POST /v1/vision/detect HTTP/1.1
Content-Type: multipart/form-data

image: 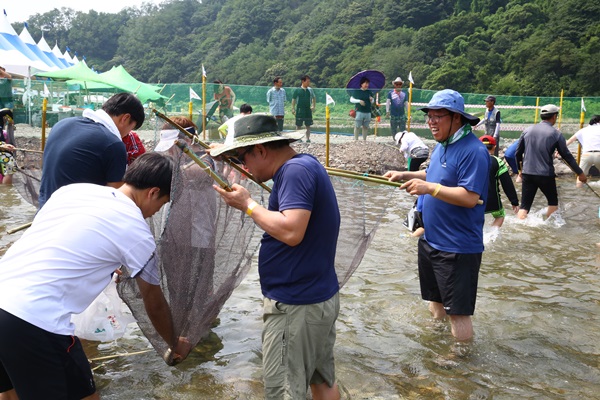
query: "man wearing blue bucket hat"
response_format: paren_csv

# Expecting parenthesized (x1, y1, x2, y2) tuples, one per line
(385, 89, 490, 341)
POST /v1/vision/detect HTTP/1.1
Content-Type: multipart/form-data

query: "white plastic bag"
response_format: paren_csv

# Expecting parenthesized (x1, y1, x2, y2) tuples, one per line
(71, 275, 136, 341)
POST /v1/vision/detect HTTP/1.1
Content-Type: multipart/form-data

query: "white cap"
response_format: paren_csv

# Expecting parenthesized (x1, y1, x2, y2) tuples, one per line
(154, 129, 179, 152)
(540, 104, 560, 116)
(393, 77, 403, 83)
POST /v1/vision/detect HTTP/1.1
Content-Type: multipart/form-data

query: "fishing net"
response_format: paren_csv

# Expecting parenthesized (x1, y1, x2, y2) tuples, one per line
(11, 150, 42, 208)
(116, 115, 396, 364)
(7, 111, 395, 365)
(116, 122, 266, 363)
(330, 175, 395, 287)
(2, 116, 42, 208)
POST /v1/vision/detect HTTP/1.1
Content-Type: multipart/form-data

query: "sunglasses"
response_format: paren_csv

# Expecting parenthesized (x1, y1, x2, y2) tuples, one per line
(233, 146, 254, 166)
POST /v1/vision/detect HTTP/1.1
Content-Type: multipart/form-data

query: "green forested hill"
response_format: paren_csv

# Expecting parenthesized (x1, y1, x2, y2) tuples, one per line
(18, 0, 600, 96)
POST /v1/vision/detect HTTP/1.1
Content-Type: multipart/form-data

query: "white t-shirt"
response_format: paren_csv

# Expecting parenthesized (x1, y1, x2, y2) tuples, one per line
(396, 131, 428, 159)
(0, 183, 160, 335)
(574, 124, 600, 153)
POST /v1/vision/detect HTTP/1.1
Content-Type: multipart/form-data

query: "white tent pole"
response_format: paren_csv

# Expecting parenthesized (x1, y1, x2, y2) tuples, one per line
(27, 66, 32, 125)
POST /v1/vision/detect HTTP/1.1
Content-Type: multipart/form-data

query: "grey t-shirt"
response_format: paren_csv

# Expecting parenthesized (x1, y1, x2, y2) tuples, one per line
(515, 121, 582, 176)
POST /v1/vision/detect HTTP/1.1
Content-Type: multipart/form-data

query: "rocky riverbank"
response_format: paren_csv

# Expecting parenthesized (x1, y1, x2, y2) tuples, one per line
(11, 123, 576, 176)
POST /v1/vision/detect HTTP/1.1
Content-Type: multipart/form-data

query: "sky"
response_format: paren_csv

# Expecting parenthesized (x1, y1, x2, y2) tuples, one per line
(3, 0, 164, 23)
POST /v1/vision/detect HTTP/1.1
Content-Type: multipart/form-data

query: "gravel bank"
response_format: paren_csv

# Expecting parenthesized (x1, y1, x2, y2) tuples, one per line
(11, 123, 575, 175)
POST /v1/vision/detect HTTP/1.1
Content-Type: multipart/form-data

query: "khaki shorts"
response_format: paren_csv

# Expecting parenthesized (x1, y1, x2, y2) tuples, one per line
(262, 293, 339, 399)
(580, 152, 600, 175)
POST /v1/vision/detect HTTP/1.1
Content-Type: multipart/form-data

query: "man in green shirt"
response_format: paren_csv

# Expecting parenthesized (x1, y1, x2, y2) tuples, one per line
(291, 75, 316, 143)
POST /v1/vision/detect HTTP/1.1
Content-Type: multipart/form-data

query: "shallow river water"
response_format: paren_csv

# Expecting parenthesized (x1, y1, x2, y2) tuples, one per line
(1, 175, 599, 399)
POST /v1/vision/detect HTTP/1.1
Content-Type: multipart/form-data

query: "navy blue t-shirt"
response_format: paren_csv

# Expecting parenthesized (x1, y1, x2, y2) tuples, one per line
(259, 154, 340, 305)
(38, 117, 127, 209)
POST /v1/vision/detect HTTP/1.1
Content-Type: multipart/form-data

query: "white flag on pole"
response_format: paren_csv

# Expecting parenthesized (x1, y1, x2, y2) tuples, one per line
(581, 97, 586, 112)
(190, 87, 201, 101)
(43, 83, 50, 97)
(202, 64, 207, 78)
(408, 71, 414, 85)
(326, 93, 335, 107)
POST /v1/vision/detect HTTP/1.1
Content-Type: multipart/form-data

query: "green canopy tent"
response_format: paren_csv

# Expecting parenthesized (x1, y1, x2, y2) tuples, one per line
(35, 62, 166, 103)
(96, 66, 165, 103)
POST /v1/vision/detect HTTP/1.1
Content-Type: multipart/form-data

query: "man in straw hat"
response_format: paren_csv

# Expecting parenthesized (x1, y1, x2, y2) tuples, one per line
(386, 76, 408, 137)
(384, 89, 490, 341)
(515, 104, 586, 219)
(211, 114, 341, 399)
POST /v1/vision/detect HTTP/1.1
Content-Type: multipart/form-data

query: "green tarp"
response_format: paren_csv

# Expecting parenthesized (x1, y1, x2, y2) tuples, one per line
(35, 62, 166, 103)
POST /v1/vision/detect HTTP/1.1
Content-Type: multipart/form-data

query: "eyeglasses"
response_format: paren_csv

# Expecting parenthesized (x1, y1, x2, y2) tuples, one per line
(394, 83, 403, 86)
(234, 146, 254, 166)
(426, 113, 451, 123)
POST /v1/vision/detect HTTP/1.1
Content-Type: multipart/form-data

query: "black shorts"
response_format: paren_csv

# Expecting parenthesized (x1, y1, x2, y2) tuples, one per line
(0, 309, 96, 399)
(417, 238, 482, 315)
(295, 117, 313, 127)
(520, 174, 558, 211)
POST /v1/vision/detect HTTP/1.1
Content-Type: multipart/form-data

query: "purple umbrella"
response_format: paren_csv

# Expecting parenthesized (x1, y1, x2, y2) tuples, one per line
(346, 70, 386, 93)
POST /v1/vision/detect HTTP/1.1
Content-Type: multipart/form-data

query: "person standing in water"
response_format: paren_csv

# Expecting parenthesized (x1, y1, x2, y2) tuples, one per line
(385, 89, 489, 341)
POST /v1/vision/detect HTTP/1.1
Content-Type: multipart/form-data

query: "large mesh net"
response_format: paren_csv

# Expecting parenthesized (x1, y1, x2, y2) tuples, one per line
(7, 111, 396, 365)
(117, 143, 265, 362)
(113, 115, 396, 364)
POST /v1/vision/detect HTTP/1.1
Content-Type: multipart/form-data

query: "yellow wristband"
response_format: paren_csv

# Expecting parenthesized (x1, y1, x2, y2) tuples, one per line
(246, 201, 258, 216)
(432, 183, 442, 198)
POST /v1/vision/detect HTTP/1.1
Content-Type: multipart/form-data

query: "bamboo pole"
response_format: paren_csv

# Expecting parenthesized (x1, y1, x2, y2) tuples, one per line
(202, 66, 207, 141)
(577, 97, 585, 164)
(374, 92, 379, 137)
(326, 169, 404, 187)
(41, 98, 47, 151)
(153, 109, 271, 192)
(15, 148, 44, 154)
(89, 349, 152, 362)
(325, 167, 388, 181)
(558, 89, 564, 129)
(407, 76, 413, 131)
(7, 222, 32, 234)
(325, 101, 330, 167)
(175, 140, 232, 191)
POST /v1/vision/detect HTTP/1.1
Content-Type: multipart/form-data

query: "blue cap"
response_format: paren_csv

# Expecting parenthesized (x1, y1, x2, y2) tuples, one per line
(420, 89, 480, 126)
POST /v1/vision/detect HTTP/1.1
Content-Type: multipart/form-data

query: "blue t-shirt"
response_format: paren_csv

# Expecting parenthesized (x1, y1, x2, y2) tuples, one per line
(387, 89, 406, 117)
(259, 154, 340, 305)
(422, 132, 490, 253)
(38, 117, 127, 209)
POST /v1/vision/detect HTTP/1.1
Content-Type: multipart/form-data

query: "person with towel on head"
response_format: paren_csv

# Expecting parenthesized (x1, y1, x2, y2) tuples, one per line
(38, 93, 145, 209)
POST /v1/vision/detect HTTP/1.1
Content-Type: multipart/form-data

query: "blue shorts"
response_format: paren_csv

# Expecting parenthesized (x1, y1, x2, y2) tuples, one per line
(0, 309, 96, 398)
(417, 238, 482, 315)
